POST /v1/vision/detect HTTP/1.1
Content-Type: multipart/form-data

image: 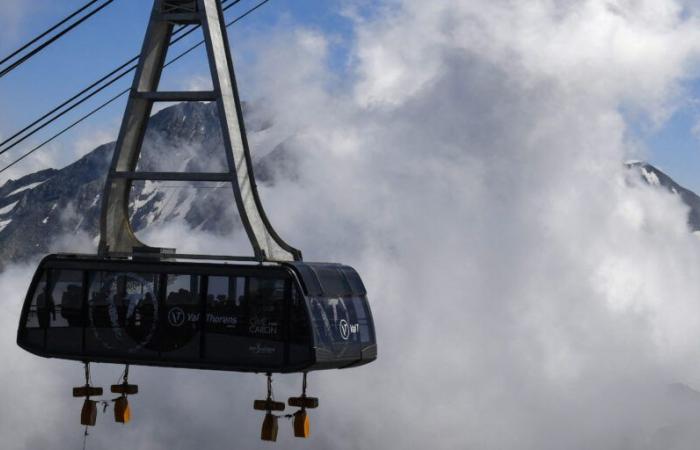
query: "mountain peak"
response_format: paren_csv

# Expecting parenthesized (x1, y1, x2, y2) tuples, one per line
(0, 101, 291, 267)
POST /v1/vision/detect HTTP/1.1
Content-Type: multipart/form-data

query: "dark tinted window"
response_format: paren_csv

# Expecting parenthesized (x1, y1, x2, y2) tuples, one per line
(204, 274, 287, 368)
(351, 296, 374, 344)
(20, 271, 48, 351)
(25, 272, 47, 329)
(247, 277, 285, 341)
(204, 275, 284, 367)
(308, 294, 373, 353)
(85, 272, 160, 358)
(340, 267, 367, 296)
(289, 285, 310, 345)
(160, 274, 202, 359)
(45, 270, 84, 354)
(288, 284, 312, 366)
(204, 276, 246, 362)
(309, 296, 359, 344)
(207, 276, 245, 332)
(316, 267, 352, 297)
(49, 270, 84, 328)
(292, 264, 322, 296)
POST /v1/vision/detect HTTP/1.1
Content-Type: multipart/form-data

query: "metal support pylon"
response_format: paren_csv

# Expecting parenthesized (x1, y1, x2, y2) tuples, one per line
(98, 0, 302, 261)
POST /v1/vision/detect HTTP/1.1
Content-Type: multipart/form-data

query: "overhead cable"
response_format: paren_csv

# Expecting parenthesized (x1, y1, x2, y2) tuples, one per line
(0, 0, 241, 154)
(0, 0, 117, 80)
(0, 0, 273, 175)
(0, 0, 102, 67)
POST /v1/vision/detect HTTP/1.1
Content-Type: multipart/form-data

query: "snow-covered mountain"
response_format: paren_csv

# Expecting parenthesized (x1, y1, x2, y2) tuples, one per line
(1, 101, 698, 271)
(626, 161, 700, 231)
(0, 101, 293, 270)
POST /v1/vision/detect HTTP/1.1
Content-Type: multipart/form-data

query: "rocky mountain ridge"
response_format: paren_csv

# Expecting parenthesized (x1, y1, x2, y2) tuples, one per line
(0, 101, 290, 269)
(0, 101, 698, 270)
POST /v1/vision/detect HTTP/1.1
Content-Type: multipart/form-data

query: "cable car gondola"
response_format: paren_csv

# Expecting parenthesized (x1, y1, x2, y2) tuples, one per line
(17, 254, 377, 372)
(15, 0, 377, 440)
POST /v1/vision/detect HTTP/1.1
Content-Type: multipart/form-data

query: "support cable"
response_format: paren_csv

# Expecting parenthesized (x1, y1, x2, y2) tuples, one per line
(0, 0, 242, 154)
(0, 0, 273, 175)
(0, 0, 117, 80)
(0, 0, 102, 67)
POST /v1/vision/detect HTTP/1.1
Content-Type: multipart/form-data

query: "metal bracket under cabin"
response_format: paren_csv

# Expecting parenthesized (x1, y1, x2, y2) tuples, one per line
(98, 0, 302, 262)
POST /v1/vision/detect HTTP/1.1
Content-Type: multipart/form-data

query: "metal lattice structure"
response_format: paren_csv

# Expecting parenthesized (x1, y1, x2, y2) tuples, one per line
(98, 0, 301, 261)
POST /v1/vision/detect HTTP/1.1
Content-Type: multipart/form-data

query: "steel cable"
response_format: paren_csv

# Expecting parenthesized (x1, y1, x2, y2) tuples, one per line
(0, 0, 117, 80)
(0, 0, 102, 67)
(0, 0, 241, 154)
(0, 0, 273, 175)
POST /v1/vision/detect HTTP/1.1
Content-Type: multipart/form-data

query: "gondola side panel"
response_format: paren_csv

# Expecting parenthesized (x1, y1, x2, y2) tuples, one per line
(17, 257, 51, 356)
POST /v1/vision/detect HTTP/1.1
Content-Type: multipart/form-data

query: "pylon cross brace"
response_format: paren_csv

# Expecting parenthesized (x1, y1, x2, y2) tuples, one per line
(98, 0, 302, 262)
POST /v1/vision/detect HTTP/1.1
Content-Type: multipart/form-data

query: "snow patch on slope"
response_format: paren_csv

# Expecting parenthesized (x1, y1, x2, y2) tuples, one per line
(7, 180, 45, 197)
(0, 201, 18, 215)
(0, 220, 11, 233)
(642, 168, 661, 186)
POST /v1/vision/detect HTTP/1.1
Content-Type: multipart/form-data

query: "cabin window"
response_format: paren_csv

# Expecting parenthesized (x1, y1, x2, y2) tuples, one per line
(351, 296, 374, 344)
(160, 274, 202, 359)
(247, 277, 285, 342)
(48, 270, 84, 328)
(85, 272, 160, 358)
(308, 297, 333, 349)
(316, 267, 352, 297)
(25, 272, 47, 329)
(341, 267, 366, 296)
(308, 294, 371, 348)
(204, 275, 286, 367)
(287, 283, 312, 365)
(45, 270, 84, 354)
(206, 276, 245, 335)
(21, 271, 48, 351)
(289, 284, 310, 344)
(204, 276, 249, 363)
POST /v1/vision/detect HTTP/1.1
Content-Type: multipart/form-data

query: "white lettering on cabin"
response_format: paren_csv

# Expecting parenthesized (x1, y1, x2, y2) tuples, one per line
(249, 343, 276, 355)
(338, 319, 359, 340)
(167, 308, 239, 328)
(207, 313, 237, 327)
(249, 317, 279, 336)
(168, 307, 186, 327)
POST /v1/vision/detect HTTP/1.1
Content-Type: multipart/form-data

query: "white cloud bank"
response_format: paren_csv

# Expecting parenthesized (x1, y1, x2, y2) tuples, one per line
(5, 0, 700, 449)
(0, 1, 42, 43)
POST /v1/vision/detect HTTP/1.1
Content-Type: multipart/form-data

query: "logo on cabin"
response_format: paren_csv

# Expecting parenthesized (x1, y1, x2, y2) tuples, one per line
(249, 343, 276, 355)
(339, 319, 359, 340)
(339, 320, 350, 339)
(249, 316, 279, 336)
(168, 307, 186, 327)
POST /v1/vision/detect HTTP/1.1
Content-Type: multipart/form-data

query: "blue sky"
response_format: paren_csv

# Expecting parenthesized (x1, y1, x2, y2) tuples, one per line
(6, 3, 700, 449)
(638, 78, 700, 191)
(0, 0, 359, 180)
(2, 0, 700, 192)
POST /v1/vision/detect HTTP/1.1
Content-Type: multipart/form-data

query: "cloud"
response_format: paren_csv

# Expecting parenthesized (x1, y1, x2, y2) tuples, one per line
(244, 2, 700, 448)
(7, 0, 700, 449)
(0, 1, 42, 43)
(0, 140, 62, 185)
(71, 128, 117, 162)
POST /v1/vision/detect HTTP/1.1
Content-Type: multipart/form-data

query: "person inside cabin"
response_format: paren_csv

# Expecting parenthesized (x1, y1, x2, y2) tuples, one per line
(61, 284, 83, 326)
(37, 289, 55, 329)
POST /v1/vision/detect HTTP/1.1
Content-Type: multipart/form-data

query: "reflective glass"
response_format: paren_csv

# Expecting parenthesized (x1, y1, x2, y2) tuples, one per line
(316, 267, 351, 297)
(20, 271, 48, 351)
(46, 270, 84, 354)
(25, 272, 47, 329)
(161, 274, 201, 358)
(49, 270, 84, 328)
(85, 272, 160, 358)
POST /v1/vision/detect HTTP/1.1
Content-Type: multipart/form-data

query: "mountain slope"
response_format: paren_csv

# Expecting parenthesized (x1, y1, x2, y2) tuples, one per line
(0, 101, 291, 269)
(627, 161, 700, 231)
(1, 101, 698, 270)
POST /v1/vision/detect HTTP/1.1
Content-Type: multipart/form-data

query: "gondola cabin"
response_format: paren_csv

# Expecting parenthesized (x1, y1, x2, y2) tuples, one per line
(17, 254, 377, 373)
